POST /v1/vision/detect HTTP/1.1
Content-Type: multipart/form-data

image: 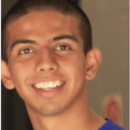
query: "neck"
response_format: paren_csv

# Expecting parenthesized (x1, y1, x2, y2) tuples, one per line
(26, 89, 105, 130)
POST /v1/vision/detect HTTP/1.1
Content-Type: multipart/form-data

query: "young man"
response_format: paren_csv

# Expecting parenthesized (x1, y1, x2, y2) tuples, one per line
(1, 0, 125, 130)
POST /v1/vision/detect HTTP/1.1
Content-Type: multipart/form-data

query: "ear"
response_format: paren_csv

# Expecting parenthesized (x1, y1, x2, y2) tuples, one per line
(85, 48, 102, 80)
(1, 60, 15, 90)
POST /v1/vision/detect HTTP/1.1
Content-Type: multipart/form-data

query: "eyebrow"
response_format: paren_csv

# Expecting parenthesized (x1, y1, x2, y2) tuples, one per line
(10, 39, 37, 50)
(10, 35, 78, 51)
(52, 35, 78, 43)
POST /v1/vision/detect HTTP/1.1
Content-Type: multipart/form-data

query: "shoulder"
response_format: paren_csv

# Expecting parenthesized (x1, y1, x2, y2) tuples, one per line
(99, 118, 125, 130)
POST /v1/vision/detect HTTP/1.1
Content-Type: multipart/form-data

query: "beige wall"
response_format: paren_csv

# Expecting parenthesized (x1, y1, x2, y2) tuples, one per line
(81, 0, 129, 129)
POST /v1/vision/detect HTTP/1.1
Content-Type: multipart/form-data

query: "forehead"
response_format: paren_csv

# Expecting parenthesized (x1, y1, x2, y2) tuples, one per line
(7, 10, 81, 46)
(8, 11, 80, 34)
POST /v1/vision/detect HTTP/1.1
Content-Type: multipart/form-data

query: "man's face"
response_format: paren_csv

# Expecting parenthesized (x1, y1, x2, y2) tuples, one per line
(6, 11, 87, 116)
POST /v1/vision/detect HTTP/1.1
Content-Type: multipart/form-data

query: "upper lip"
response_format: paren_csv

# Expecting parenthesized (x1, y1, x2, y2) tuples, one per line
(32, 77, 65, 85)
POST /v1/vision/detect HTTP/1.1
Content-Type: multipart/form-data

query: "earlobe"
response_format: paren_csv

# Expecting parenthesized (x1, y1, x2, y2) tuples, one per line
(85, 48, 102, 80)
(1, 60, 15, 90)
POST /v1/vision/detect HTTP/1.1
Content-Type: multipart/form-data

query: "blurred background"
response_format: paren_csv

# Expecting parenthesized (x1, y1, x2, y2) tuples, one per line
(2, 0, 129, 130)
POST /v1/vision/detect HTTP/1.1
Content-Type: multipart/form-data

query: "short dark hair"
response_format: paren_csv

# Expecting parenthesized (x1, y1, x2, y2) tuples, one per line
(2, 0, 92, 62)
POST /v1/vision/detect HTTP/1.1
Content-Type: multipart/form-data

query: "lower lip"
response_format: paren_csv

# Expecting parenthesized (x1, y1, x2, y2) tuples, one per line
(32, 83, 65, 98)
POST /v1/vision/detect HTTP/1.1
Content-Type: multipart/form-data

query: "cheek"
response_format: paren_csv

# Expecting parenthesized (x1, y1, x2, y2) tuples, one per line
(60, 55, 86, 98)
(59, 53, 86, 80)
(8, 61, 34, 99)
(9, 60, 34, 86)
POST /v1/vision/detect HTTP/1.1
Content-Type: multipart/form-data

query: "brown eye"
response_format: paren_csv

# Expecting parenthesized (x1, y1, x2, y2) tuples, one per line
(56, 45, 71, 50)
(19, 49, 33, 55)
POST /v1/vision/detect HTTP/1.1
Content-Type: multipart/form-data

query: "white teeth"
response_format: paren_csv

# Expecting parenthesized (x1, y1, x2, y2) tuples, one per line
(40, 83, 43, 88)
(35, 83, 40, 88)
(44, 82, 48, 89)
(54, 81, 58, 88)
(34, 80, 64, 90)
(57, 81, 60, 86)
(48, 81, 54, 88)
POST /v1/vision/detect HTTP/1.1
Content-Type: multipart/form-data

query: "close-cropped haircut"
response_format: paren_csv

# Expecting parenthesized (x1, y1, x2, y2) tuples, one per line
(2, 0, 92, 62)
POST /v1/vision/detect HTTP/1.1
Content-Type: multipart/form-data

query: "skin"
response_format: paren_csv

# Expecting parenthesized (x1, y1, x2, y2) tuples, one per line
(1, 11, 105, 130)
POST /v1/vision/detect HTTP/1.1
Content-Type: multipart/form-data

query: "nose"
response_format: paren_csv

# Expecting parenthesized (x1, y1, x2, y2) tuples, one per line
(35, 50, 58, 72)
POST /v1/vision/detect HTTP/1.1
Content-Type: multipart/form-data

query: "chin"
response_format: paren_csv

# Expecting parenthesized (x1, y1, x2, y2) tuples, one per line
(38, 103, 64, 116)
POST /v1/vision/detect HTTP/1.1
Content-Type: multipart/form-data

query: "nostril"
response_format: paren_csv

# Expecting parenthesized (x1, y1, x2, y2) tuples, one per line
(40, 68, 44, 71)
(39, 67, 54, 71)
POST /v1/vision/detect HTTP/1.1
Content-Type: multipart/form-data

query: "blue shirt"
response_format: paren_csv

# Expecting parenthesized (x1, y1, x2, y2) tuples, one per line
(99, 119, 125, 130)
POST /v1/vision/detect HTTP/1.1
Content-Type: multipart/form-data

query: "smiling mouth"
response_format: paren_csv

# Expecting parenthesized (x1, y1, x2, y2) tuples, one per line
(33, 80, 65, 91)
